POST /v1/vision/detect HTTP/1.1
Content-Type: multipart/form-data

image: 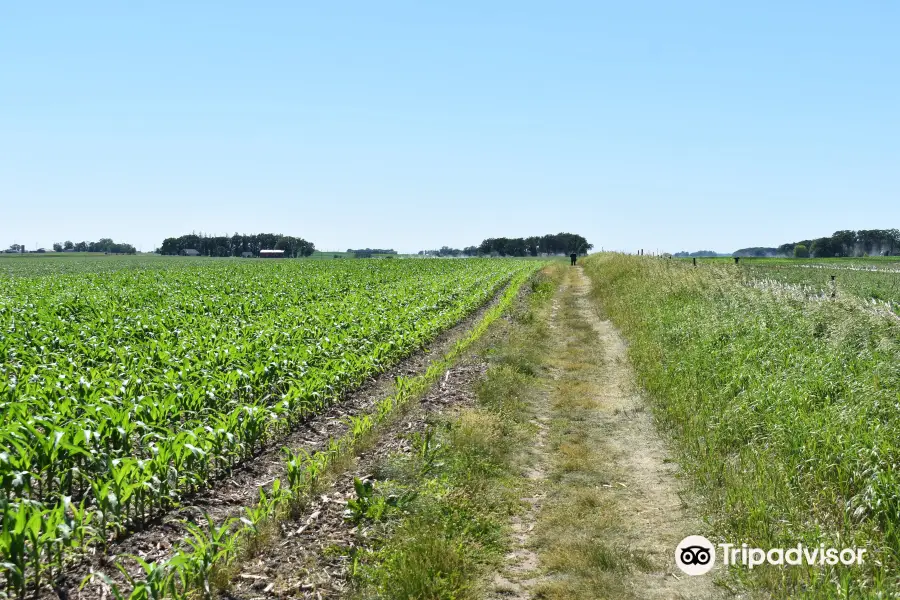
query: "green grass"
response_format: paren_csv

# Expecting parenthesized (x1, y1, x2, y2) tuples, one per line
(743, 263, 900, 312)
(671, 255, 900, 314)
(346, 270, 557, 599)
(584, 254, 900, 598)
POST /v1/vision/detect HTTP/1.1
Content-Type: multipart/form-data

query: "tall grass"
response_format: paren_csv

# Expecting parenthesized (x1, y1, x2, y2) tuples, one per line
(583, 254, 900, 597)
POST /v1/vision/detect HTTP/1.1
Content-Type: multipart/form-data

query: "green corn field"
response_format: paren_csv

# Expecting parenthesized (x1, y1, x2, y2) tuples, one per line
(0, 256, 539, 599)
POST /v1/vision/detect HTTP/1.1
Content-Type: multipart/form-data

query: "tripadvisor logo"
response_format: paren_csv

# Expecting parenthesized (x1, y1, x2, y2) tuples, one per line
(676, 535, 716, 575)
(675, 536, 867, 575)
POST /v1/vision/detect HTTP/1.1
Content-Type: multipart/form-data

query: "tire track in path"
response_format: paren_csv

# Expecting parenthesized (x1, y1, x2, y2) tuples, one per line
(493, 266, 728, 600)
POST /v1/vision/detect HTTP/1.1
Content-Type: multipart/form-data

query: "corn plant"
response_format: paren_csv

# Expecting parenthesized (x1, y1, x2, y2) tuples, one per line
(169, 514, 238, 600)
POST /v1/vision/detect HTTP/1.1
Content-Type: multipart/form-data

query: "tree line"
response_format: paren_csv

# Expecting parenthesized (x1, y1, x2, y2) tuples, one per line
(419, 233, 592, 257)
(52, 239, 137, 254)
(346, 248, 397, 255)
(673, 250, 725, 258)
(156, 233, 315, 257)
(778, 229, 900, 258)
(417, 246, 481, 257)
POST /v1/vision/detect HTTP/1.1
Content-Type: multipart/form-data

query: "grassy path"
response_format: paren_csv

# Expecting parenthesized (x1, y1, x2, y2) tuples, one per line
(494, 266, 727, 600)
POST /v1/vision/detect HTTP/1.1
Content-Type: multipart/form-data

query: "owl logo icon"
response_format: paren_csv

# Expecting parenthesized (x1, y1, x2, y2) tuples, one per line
(675, 536, 716, 575)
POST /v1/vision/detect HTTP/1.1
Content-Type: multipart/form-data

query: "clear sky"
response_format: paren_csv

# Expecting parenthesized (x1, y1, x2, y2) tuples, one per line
(2, 1, 898, 254)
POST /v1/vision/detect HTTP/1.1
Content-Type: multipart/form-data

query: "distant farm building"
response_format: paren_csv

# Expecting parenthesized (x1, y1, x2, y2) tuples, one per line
(241, 251, 253, 258)
(181, 249, 201, 256)
(259, 249, 285, 258)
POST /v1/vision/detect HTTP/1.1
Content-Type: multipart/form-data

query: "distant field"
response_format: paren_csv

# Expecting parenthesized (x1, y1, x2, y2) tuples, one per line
(672, 256, 900, 314)
(0, 252, 402, 274)
(677, 255, 900, 267)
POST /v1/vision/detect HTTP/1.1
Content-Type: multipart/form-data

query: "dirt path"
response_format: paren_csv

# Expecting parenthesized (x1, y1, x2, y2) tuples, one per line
(493, 267, 727, 600)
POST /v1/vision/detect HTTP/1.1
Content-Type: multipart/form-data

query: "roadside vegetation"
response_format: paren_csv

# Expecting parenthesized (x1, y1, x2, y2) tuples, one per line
(741, 261, 900, 315)
(583, 254, 900, 597)
(340, 270, 557, 599)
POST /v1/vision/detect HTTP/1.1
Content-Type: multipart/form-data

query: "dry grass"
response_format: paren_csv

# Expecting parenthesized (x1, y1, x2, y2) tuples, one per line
(527, 267, 660, 600)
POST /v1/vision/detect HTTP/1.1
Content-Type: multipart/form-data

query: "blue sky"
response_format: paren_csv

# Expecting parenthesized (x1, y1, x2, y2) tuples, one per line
(2, 1, 898, 254)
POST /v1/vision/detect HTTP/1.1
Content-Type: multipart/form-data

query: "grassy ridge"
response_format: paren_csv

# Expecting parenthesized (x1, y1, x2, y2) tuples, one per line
(583, 254, 900, 598)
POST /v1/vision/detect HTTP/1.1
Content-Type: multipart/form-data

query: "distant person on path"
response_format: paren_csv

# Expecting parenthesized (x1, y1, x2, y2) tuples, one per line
(570, 252, 577, 266)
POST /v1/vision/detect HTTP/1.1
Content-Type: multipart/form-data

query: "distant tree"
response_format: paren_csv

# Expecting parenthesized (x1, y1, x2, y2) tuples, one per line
(830, 230, 856, 256)
(474, 233, 591, 257)
(890, 229, 900, 255)
(504, 238, 527, 257)
(674, 250, 722, 258)
(51, 238, 136, 254)
(794, 244, 809, 258)
(810, 237, 841, 258)
(158, 233, 314, 257)
(775, 230, 900, 258)
(777, 243, 795, 256)
(347, 248, 397, 255)
(733, 247, 779, 257)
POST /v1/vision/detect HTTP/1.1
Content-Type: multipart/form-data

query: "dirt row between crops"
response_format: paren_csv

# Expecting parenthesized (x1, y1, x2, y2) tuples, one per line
(225, 357, 490, 598)
(56, 282, 515, 600)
